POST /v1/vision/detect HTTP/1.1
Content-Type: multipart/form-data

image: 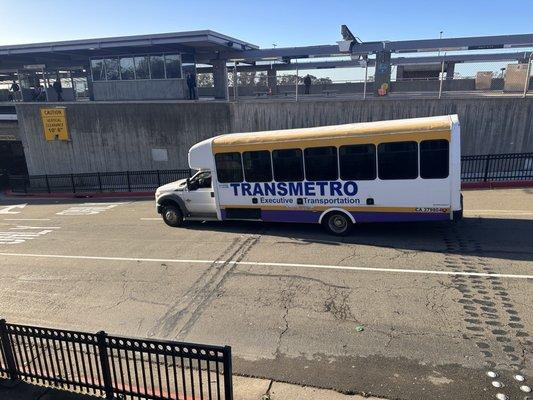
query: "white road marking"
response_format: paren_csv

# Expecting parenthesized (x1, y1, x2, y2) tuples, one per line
(3, 218, 51, 221)
(0, 252, 531, 280)
(56, 202, 125, 216)
(140, 217, 160, 220)
(11, 225, 61, 230)
(466, 209, 533, 215)
(0, 204, 27, 214)
(0, 227, 60, 245)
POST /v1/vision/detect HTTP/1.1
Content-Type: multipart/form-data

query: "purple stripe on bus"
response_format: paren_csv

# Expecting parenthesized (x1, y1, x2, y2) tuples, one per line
(351, 212, 449, 223)
(221, 209, 450, 223)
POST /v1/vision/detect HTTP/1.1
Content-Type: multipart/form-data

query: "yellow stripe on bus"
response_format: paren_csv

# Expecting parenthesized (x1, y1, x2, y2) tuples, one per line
(212, 130, 450, 154)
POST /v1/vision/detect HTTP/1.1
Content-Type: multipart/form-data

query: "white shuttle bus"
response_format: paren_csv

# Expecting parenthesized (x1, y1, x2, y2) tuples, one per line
(155, 115, 462, 235)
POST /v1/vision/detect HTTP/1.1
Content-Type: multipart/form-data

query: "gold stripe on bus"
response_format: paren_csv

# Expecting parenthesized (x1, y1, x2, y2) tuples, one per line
(221, 205, 450, 213)
(212, 130, 450, 154)
(213, 115, 452, 146)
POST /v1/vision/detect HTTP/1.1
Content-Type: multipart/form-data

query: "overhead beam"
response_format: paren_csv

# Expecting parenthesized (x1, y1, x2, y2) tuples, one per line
(348, 34, 533, 55)
(195, 51, 531, 74)
(222, 45, 340, 62)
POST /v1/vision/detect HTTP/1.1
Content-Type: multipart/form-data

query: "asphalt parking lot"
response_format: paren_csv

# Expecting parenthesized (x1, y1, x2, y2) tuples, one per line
(0, 188, 532, 400)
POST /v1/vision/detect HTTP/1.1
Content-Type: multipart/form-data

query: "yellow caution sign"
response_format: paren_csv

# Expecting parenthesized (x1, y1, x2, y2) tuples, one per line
(40, 107, 69, 141)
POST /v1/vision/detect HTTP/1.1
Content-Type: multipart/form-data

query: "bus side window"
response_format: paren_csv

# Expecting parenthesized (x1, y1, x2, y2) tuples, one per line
(378, 141, 418, 180)
(272, 149, 304, 182)
(243, 150, 272, 182)
(304, 146, 338, 181)
(420, 140, 449, 179)
(339, 144, 376, 180)
(215, 152, 243, 183)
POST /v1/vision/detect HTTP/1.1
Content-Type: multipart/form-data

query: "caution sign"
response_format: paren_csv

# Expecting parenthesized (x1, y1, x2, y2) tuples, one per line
(40, 107, 69, 141)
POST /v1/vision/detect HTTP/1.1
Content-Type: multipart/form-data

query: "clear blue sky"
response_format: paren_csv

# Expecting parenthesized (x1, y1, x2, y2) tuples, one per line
(1, 0, 532, 47)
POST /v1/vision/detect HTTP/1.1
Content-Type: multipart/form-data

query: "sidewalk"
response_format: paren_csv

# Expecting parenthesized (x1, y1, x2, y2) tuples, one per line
(0, 376, 386, 400)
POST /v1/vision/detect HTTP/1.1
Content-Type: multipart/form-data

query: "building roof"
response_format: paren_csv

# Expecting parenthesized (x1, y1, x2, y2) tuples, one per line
(0, 30, 258, 71)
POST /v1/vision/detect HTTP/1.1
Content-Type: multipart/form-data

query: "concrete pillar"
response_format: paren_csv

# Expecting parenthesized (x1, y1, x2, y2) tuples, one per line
(375, 50, 391, 94)
(445, 62, 455, 80)
(211, 58, 228, 100)
(85, 65, 95, 101)
(267, 68, 277, 94)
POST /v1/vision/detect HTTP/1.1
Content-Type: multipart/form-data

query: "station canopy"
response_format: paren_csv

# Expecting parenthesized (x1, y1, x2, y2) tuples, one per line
(0, 30, 258, 75)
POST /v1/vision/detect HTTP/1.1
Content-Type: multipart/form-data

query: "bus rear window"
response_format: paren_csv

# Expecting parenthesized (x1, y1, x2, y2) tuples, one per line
(272, 149, 304, 182)
(304, 146, 338, 181)
(243, 150, 272, 182)
(378, 141, 418, 180)
(420, 140, 449, 179)
(215, 152, 243, 183)
(339, 144, 376, 180)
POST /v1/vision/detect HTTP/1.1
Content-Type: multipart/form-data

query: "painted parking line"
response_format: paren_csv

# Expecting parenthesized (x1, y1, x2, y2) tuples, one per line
(0, 252, 532, 280)
(0, 227, 60, 245)
(466, 209, 533, 215)
(56, 202, 126, 216)
(3, 218, 52, 221)
(0, 204, 27, 214)
(140, 217, 160, 221)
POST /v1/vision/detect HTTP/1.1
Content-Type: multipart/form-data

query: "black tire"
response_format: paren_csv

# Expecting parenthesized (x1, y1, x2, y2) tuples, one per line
(162, 204, 184, 227)
(322, 212, 353, 236)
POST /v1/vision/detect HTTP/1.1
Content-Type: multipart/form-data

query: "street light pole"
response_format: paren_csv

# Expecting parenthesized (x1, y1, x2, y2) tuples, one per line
(523, 52, 533, 98)
(438, 31, 443, 57)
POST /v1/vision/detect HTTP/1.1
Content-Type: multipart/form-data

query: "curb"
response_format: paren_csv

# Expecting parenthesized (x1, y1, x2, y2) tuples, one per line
(461, 180, 533, 190)
(3, 190, 154, 199)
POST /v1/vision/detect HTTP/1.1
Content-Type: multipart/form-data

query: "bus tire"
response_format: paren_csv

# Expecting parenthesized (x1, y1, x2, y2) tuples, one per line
(322, 212, 352, 236)
(162, 204, 184, 227)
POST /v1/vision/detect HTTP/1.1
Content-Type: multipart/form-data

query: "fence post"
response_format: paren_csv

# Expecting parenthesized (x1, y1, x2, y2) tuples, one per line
(96, 331, 114, 399)
(45, 175, 51, 193)
(438, 58, 445, 99)
(71, 174, 76, 193)
(97, 172, 102, 192)
(126, 171, 131, 192)
(157, 170, 161, 187)
(223, 345, 233, 400)
(483, 155, 491, 182)
(524, 53, 532, 98)
(0, 319, 18, 381)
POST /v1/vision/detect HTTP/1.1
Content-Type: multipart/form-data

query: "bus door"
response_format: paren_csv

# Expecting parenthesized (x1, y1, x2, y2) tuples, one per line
(181, 171, 216, 216)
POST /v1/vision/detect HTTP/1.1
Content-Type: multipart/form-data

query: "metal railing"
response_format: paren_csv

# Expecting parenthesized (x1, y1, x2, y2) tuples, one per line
(0, 319, 233, 400)
(461, 153, 533, 182)
(8, 169, 192, 194)
(7, 153, 533, 195)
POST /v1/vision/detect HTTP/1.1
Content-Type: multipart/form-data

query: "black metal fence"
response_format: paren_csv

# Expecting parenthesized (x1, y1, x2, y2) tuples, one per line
(0, 319, 233, 400)
(6, 153, 533, 194)
(8, 169, 192, 194)
(461, 153, 533, 182)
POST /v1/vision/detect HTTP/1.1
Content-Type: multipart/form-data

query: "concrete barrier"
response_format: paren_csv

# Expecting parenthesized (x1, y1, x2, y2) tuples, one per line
(15, 97, 533, 175)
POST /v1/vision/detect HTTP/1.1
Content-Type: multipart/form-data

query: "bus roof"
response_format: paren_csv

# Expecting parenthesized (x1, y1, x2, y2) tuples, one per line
(212, 115, 455, 150)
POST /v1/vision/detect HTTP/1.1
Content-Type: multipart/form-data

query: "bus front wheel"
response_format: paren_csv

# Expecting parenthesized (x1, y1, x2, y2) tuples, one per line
(323, 212, 352, 236)
(162, 204, 184, 227)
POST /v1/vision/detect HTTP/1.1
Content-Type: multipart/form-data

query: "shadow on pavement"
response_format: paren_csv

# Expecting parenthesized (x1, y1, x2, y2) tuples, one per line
(0, 379, 100, 400)
(184, 217, 533, 262)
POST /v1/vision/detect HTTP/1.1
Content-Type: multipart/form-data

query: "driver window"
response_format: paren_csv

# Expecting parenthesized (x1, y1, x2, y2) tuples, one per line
(190, 172, 212, 190)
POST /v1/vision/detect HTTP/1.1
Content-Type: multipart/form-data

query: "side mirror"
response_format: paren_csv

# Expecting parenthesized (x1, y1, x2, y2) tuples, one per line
(186, 178, 191, 190)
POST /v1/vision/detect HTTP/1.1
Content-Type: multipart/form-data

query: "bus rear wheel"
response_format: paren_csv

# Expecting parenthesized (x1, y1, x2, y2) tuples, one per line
(162, 204, 184, 227)
(323, 212, 352, 236)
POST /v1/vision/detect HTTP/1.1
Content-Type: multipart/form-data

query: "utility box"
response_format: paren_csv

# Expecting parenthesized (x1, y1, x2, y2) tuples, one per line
(504, 64, 529, 92)
(475, 71, 493, 90)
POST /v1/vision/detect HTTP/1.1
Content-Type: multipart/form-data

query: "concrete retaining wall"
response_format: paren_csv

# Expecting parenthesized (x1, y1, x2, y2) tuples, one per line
(16, 97, 533, 175)
(93, 79, 188, 101)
